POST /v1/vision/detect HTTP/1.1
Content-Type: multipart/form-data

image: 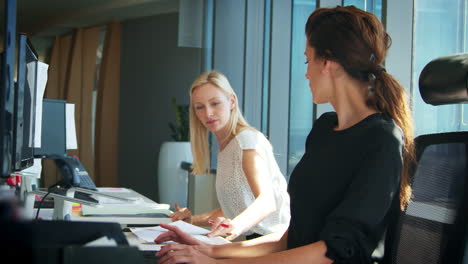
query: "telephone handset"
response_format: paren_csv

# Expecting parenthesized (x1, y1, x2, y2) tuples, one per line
(50, 155, 97, 190)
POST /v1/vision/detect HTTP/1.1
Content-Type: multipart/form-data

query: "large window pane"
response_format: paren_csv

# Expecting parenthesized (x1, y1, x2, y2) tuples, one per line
(413, 0, 468, 135)
(288, 0, 382, 176)
(344, 0, 382, 19)
(288, 0, 316, 176)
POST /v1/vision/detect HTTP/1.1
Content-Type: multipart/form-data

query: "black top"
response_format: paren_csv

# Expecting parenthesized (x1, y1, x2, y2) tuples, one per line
(287, 112, 404, 263)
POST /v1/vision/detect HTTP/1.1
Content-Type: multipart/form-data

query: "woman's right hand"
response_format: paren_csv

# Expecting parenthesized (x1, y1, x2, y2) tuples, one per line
(170, 202, 193, 222)
(155, 224, 214, 258)
(156, 243, 218, 264)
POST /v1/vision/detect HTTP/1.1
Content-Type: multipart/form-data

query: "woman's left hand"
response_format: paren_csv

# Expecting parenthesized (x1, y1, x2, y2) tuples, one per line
(157, 243, 218, 264)
(208, 217, 239, 240)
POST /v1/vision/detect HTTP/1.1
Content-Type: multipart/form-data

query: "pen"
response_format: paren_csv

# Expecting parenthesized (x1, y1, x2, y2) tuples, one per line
(208, 219, 230, 228)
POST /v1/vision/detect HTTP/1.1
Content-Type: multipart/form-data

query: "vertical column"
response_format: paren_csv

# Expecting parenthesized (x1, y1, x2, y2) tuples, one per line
(213, 0, 246, 103)
(201, 0, 214, 72)
(269, 0, 292, 175)
(384, 0, 414, 94)
(244, 0, 265, 129)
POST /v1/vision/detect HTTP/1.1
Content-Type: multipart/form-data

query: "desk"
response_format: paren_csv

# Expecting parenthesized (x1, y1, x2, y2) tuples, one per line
(72, 213, 172, 226)
(34, 188, 173, 226)
(75, 188, 172, 226)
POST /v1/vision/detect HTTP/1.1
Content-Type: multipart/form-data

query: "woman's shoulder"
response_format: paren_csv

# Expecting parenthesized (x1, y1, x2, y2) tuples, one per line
(235, 128, 269, 150)
(365, 114, 404, 146)
(315, 112, 338, 127)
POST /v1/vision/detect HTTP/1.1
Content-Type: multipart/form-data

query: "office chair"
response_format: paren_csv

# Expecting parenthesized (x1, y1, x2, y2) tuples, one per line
(381, 53, 468, 264)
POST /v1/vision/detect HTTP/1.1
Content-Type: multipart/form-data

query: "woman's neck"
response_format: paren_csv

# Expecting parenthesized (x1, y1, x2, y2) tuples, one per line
(330, 77, 378, 131)
(215, 128, 233, 151)
(216, 126, 247, 151)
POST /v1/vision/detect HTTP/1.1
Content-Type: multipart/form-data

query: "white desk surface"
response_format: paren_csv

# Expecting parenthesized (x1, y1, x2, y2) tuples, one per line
(72, 214, 172, 226)
(35, 187, 173, 226)
(74, 187, 172, 226)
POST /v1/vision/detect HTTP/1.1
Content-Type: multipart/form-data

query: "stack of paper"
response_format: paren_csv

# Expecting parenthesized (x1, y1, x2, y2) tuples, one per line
(81, 189, 172, 217)
(82, 201, 172, 216)
(130, 220, 230, 246)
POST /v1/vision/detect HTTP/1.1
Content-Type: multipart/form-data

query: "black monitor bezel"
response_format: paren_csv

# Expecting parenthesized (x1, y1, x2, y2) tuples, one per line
(12, 33, 37, 171)
(0, 0, 17, 178)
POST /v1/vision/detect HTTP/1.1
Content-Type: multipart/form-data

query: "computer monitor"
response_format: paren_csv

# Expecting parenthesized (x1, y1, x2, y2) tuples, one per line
(33, 99, 98, 191)
(12, 34, 37, 171)
(0, 0, 17, 178)
(33, 99, 67, 158)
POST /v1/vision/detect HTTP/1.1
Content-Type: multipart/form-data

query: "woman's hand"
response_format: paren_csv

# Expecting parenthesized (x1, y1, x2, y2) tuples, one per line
(208, 217, 239, 241)
(169, 202, 193, 222)
(156, 244, 218, 264)
(154, 223, 204, 246)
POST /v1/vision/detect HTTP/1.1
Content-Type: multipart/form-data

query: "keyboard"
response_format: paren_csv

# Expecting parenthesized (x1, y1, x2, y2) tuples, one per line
(78, 173, 98, 191)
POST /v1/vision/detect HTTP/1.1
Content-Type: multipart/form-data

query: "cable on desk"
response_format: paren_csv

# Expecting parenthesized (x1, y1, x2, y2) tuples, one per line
(35, 183, 59, 220)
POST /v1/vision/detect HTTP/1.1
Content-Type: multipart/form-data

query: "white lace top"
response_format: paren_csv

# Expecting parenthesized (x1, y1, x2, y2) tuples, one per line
(216, 129, 290, 236)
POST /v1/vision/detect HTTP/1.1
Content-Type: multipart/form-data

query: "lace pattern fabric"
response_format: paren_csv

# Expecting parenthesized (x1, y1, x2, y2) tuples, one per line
(216, 129, 290, 235)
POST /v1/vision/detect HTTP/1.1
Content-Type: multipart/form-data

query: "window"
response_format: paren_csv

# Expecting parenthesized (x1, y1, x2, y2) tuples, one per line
(412, 0, 468, 135)
(344, 0, 382, 19)
(288, 0, 316, 176)
(287, 0, 382, 176)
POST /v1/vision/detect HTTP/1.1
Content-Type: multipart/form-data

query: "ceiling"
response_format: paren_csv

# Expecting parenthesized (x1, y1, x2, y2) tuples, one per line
(1, 0, 179, 38)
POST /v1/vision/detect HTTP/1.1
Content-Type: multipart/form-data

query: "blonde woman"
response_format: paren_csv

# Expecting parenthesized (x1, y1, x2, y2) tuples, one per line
(170, 71, 290, 241)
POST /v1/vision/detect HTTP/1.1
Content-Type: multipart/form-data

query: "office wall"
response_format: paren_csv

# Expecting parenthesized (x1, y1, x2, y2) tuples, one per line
(118, 13, 202, 202)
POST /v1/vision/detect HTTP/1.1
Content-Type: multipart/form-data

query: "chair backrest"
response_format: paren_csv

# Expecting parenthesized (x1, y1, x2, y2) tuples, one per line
(382, 53, 468, 264)
(384, 132, 468, 263)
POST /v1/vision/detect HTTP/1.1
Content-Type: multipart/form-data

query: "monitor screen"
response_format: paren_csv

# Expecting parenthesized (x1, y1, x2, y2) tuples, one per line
(0, 0, 17, 177)
(13, 34, 37, 171)
(33, 99, 67, 158)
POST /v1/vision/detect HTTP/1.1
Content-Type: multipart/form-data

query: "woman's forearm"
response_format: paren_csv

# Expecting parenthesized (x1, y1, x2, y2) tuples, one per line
(191, 208, 224, 226)
(210, 230, 287, 259)
(231, 193, 276, 235)
(218, 241, 333, 264)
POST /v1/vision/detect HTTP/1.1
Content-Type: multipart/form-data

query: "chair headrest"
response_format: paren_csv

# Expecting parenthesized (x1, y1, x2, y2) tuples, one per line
(419, 53, 468, 105)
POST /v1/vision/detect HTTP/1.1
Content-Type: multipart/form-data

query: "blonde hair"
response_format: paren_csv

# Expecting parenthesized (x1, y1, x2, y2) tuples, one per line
(189, 71, 251, 175)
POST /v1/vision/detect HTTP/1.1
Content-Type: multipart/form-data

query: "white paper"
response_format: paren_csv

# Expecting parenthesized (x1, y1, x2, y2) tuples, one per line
(26, 62, 36, 147)
(33, 62, 48, 148)
(168, 220, 211, 235)
(129, 221, 230, 245)
(85, 236, 118, 247)
(20, 158, 42, 178)
(96, 196, 144, 205)
(66, 103, 78, 149)
(97, 187, 131, 193)
(130, 227, 167, 243)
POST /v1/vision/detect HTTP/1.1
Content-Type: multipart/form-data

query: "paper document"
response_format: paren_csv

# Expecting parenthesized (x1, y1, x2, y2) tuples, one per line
(34, 62, 48, 148)
(81, 199, 172, 216)
(97, 187, 131, 193)
(85, 236, 118, 247)
(81, 189, 172, 216)
(130, 220, 230, 246)
(20, 158, 42, 179)
(66, 104, 78, 149)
